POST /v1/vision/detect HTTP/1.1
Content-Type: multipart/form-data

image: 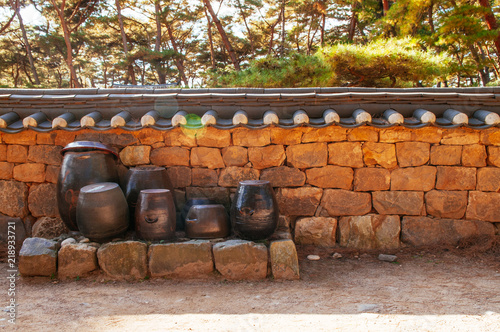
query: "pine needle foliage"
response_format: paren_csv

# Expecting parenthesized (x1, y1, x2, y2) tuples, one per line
(210, 38, 450, 88)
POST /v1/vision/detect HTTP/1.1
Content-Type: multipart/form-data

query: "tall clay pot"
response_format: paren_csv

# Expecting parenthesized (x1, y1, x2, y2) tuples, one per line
(124, 166, 175, 228)
(76, 182, 129, 242)
(230, 180, 278, 240)
(57, 141, 119, 231)
(135, 189, 176, 241)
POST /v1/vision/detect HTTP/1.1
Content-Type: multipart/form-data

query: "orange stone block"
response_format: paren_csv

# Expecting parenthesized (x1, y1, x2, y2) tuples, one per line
(362, 142, 397, 169)
(347, 126, 378, 142)
(150, 147, 190, 166)
(0, 144, 6, 161)
(328, 142, 364, 168)
(270, 127, 303, 145)
(396, 142, 430, 167)
(476, 167, 500, 192)
(164, 127, 197, 147)
(2, 130, 37, 145)
(430, 145, 461, 166)
(7, 145, 28, 163)
(391, 166, 436, 191)
(379, 127, 412, 143)
(353, 168, 390, 191)
(197, 127, 231, 148)
(0, 162, 13, 179)
(302, 126, 346, 143)
(480, 128, 500, 146)
(222, 146, 248, 167)
(232, 128, 270, 147)
(287, 143, 327, 168)
(248, 145, 286, 169)
(411, 127, 442, 144)
(305, 166, 353, 189)
(462, 144, 486, 167)
(119, 146, 151, 166)
(134, 128, 164, 145)
(440, 129, 480, 145)
(435, 166, 476, 190)
(13, 163, 46, 183)
(54, 130, 76, 146)
(36, 132, 56, 145)
(190, 147, 224, 169)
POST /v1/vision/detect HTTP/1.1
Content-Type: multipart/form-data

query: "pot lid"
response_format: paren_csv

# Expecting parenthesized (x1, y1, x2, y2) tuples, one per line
(61, 141, 119, 158)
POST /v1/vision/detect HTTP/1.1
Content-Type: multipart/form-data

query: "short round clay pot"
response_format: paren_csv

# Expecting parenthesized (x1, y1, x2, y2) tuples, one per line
(179, 197, 215, 231)
(124, 166, 175, 228)
(185, 204, 230, 239)
(76, 182, 129, 242)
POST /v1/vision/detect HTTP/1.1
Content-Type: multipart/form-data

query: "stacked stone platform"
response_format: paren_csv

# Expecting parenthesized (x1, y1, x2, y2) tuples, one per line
(17, 237, 300, 281)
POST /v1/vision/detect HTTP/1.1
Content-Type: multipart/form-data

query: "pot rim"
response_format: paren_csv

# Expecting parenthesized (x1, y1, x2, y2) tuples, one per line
(238, 180, 270, 186)
(61, 141, 119, 158)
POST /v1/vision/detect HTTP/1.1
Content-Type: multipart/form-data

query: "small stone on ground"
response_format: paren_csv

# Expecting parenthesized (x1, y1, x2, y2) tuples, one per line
(358, 304, 380, 312)
(307, 255, 320, 261)
(378, 254, 398, 262)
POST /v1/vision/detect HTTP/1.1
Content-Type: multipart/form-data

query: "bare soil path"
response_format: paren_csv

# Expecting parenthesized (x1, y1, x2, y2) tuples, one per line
(2, 247, 500, 331)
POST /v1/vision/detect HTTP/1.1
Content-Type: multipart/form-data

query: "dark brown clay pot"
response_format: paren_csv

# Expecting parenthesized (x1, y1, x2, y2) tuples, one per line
(185, 204, 230, 239)
(124, 166, 175, 228)
(76, 182, 129, 242)
(135, 189, 176, 241)
(179, 197, 215, 231)
(230, 180, 278, 241)
(57, 141, 119, 231)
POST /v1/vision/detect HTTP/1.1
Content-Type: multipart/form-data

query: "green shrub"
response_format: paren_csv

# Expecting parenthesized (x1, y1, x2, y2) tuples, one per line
(319, 38, 450, 87)
(208, 38, 450, 88)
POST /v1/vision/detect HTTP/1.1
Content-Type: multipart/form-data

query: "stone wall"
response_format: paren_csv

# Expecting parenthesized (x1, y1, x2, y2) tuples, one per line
(1, 125, 499, 251)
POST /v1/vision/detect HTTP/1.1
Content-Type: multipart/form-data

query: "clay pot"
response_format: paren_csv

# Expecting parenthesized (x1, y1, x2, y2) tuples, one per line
(57, 141, 119, 231)
(185, 204, 230, 239)
(231, 180, 278, 240)
(76, 182, 129, 242)
(179, 198, 215, 231)
(124, 166, 175, 228)
(135, 189, 176, 241)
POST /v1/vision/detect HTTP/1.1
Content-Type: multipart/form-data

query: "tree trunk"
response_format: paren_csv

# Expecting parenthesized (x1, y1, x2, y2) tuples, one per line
(280, 0, 286, 57)
(115, 0, 136, 85)
(478, 0, 500, 67)
(484, 42, 500, 78)
(382, 0, 389, 15)
(428, 0, 435, 33)
(236, 0, 255, 54)
(469, 44, 490, 86)
(204, 8, 217, 70)
(50, 0, 81, 88)
(103, 65, 108, 88)
(154, 1, 166, 84)
(321, 13, 326, 46)
(12, 0, 40, 85)
(348, 7, 358, 42)
(165, 21, 189, 86)
(203, 0, 240, 70)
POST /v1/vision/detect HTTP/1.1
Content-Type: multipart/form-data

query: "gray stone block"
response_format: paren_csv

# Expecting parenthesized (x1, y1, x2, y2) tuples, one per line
(58, 243, 98, 279)
(148, 240, 213, 278)
(19, 237, 57, 277)
(270, 239, 300, 280)
(97, 241, 148, 280)
(213, 239, 268, 280)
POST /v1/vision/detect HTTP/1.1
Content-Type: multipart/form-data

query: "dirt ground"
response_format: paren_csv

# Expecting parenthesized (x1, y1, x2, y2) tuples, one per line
(2, 246, 500, 331)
